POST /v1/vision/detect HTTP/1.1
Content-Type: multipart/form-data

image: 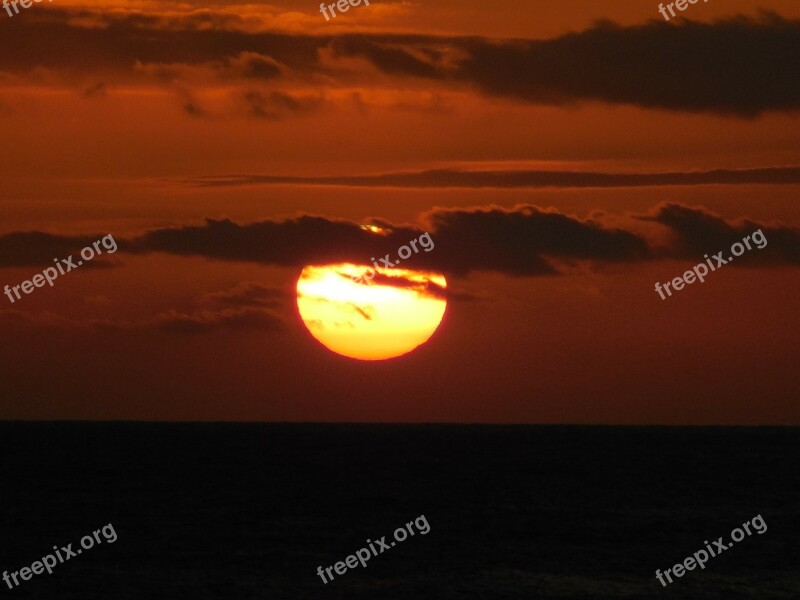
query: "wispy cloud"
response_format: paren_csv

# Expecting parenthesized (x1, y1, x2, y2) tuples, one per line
(182, 166, 800, 189)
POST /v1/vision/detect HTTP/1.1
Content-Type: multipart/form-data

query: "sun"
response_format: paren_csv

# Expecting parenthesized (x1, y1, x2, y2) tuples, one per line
(296, 264, 447, 361)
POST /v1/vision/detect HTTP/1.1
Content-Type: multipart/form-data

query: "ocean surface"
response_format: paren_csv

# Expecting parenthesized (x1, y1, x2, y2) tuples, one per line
(0, 424, 797, 599)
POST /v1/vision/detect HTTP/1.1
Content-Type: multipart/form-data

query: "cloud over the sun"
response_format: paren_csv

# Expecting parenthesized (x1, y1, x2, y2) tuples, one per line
(2, 204, 798, 277)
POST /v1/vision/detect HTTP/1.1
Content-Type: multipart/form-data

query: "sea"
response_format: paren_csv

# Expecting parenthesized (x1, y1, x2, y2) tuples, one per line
(0, 424, 797, 599)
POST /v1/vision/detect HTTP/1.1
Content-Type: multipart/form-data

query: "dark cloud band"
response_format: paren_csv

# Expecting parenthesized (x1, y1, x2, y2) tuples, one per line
(1, 204, 798, 278)
(183, 166, 800, 189)
(1, 10, 798, 116)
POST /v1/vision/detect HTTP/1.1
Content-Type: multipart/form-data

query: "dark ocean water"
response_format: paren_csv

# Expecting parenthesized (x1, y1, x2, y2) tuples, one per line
(0, 424, 797, 599)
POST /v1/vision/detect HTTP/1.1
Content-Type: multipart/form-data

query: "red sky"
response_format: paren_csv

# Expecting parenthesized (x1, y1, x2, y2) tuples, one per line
(1, 0, 798, 423)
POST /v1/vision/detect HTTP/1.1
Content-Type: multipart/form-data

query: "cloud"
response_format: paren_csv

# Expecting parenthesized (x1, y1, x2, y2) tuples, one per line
(151, 307, 285, 334)
(133, 52, 284, 84)
(0, 281, 287, 334)
(446, 14, 800, 116)
(184, 166, 800, 189)
(0, 231, 122, 269)
(328, 14, 800, 116)
(153, 281, 287, 333)
(640, 203, 800, 264)
(3, 205, 798, 284)
(348, 269, 449, 301)
(1, 10, 798, 116)
(123, 205, 646, 276)
(200, 281, 285, 308)
(0, 8, 324, 79)
(329, 35, 442, 79)
(293, 293, 375, 324)
(238, 89, 324, 119)
(129, 214, 364, 266)
(421, 205, 649, 275)
(226, 52, 284, 80)
(347, 303, 373, 321)
(4, 204, 798, 278)
(123, 203, 800, 272)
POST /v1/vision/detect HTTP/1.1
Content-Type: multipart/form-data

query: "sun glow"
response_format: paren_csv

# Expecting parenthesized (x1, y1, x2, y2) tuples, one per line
(296, 263, 447, 361)
(359, 224, 390, 235)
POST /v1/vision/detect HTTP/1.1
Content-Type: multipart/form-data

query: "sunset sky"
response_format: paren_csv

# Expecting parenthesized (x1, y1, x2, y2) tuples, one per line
(1, 0, 798, 423)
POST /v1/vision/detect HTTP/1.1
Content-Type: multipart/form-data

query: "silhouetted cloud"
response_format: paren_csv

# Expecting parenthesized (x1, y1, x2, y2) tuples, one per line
(420, 205, 648, 275)
(0, 232, 121, 269)
(130, 215, 366, 267)
(184, 166, 800, 189)
(123, 205, 645, 276)
(0, 8, 324, 79)
(2, 205, 798, 280)
(447, 13, 800, 116)
(2, 10, 798, 116)
(640, 203, 800, 263)
(347, 269, 449, 300)
(294, 294, 375, 323)
(329, 14, 800, 116)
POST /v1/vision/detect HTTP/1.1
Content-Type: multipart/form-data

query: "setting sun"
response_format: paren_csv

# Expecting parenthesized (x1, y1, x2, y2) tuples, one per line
(296, 264, 447, 361)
